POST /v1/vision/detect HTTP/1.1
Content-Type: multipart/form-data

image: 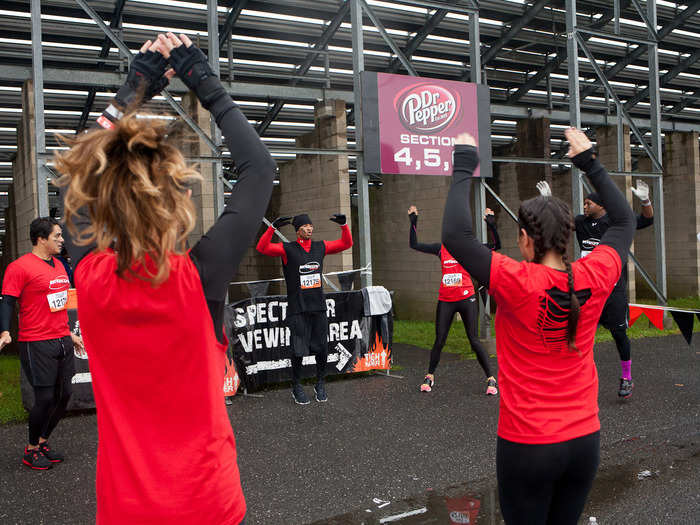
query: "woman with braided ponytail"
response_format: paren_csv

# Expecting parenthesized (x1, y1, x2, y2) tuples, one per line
(442, 128, 635, 525)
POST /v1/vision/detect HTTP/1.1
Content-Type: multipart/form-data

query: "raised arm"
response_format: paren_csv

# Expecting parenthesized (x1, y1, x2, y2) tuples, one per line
(324, 214, 353, 255)
(565, 128, 635, 262)
(64, 40, 174, 268)
(257, 219, 288, 262)
(156, 34, 275, 305)
(484, 210, 501, 251)
(441, 136, 493, 286)
(408, 206, 441, 256)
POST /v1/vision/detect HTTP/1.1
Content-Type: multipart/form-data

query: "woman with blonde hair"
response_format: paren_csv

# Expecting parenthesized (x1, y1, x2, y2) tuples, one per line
(55, 34, 275, 525)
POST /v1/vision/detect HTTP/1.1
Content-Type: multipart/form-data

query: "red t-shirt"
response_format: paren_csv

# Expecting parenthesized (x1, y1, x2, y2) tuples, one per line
(2, 253, 71, 341)
(489, 245, 621, 444)
(438, 246, 475, 302)
(75, 251, 245, 525)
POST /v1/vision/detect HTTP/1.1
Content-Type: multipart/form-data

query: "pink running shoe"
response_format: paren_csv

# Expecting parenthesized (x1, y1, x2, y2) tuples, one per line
(485, 377, 498, 395)
(420, 374, 434, 392)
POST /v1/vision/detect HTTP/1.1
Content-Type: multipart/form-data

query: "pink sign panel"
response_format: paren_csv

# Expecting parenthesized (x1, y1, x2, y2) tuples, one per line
(362, 72, 492, 177)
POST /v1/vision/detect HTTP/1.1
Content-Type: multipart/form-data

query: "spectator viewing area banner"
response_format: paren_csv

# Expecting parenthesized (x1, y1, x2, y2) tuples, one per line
(22, 290, 392, 409)
(361, 71, 492, 178)
(227, 290, 393, 392)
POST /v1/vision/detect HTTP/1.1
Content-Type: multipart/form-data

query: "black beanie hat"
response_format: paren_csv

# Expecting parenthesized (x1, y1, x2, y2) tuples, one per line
(585, 192, 603, 206)
(293, 214, 313, 231)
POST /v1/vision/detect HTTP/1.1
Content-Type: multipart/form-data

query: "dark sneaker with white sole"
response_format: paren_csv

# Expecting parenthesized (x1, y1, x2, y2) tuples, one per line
(39, 442, 64, 463)
(292, 384, 310, 405)
(23, 447, 52, 470)
(618, 378, 634, 398)
(314, 382, 328, 402)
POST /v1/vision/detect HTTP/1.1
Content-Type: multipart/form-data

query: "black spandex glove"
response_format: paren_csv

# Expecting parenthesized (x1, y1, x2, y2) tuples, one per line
(330, 214, 346, 226)
(115, 51, 170, 108)
(272, 216, 292, 229)
(168, 44, 226, 110)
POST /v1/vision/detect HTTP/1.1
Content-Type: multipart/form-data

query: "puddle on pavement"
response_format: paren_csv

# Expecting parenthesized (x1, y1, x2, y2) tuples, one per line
(308, 482, 501, 524)
(308, 445, 698, 525)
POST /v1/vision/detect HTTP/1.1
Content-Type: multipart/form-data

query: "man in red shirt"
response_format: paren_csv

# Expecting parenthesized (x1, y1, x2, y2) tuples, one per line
(257, 213, 353, 404)
(0, 217, 84, 469)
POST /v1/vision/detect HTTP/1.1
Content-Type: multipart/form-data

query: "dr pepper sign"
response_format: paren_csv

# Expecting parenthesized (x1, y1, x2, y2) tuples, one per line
(361, 72, 492, 177)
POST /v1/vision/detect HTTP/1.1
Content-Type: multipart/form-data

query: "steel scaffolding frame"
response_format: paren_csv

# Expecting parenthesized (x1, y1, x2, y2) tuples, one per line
(24, 0, 683, 304)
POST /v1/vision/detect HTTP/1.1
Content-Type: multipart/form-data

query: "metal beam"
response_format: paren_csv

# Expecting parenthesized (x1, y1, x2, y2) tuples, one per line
(667, 89, 700, 114)
(579, 0, 700, 103)
(469, 9, 481, 83)
(630, 0, 660, 41)
(256, 1, 350, 135)
(218, 0, 248, 49)
(392, 0, 477, 14)
(77, 0, 127, 132)
(479, 0, 547, 68)
(506, 2, 627, 105)
(208, 0, 225, 216)
(566, 0, 584, 233)
(387, 8, 447, 74)
(75, 0, 219, 153)
(623, 48, 700, 111)
(351, 0, 372, 287)
(359, 0, 418, 76)
(31, 0, 49, 217)
(576, 33, 662, 171)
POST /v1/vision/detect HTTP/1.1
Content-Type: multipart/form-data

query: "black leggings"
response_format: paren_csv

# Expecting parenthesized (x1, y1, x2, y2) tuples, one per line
(497, 431, 600, 525)
(428, 298, 492, 377)
(29, 383, 71, 445)
(610, 326, 631, 361)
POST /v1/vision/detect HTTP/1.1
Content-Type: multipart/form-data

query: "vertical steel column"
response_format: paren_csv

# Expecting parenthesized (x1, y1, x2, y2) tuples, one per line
(351, 0, 372, 286)
(30, 0, 49, 217)
(647, 0, 667, 304)
(566, 0, 583, 259)
(208, 0, 225, 216)
(616, 101, 624, 172)
(469, 10, 490, 339)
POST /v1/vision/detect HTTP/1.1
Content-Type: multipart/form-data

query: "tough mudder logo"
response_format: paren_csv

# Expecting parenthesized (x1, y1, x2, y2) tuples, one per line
(299, 262, 320, 274)
(395, 83, 460, 134)
(582, 238, 600, 250)
(443, 258, 459, 267)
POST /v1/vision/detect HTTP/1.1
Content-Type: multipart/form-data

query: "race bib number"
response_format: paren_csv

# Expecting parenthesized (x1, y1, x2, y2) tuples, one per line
(300, 273, 321, 290)
(47, 290, 68, 312)
(442, 273, 463, 287)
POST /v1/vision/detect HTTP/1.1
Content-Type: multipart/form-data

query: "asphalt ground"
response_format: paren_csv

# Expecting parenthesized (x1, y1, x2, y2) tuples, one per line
(0, 335, 698, 524)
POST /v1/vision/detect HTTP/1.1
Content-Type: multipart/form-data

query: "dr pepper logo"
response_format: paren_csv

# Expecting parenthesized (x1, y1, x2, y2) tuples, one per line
(395, 83, 460, 134)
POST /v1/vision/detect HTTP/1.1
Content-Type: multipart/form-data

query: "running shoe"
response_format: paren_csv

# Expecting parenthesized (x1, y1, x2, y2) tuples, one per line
(39, 442, 64, 463)
(22, 446, 52, 470)
(420, 374, 434, 392)
(291, 384, 310, 405)
(618, 378, 634, 398)
(485, 377, 498, 396)
(314, 382, 328, 402)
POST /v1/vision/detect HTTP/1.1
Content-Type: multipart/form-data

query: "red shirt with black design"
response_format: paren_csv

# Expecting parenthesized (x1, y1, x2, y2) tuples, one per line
(75, 250, 245, 525)
(489, 244, 621, 444)
(439, 246, 475, 302)
(256, 224, 353, 263)
(2, 253, 71, 341)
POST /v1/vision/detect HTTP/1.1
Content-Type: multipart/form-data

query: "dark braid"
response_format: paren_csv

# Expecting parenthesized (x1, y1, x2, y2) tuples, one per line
(519, 196, 580, 350)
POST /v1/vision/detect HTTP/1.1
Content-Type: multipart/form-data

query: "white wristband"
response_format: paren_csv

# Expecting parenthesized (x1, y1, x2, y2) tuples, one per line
(641, 199, 651, 207)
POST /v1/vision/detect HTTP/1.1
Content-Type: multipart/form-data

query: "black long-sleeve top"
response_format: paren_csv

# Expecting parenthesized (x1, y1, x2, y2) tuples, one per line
(409, 213, 500, 256)
(63, 92, 276, 341)
(441, 145, 636, 289)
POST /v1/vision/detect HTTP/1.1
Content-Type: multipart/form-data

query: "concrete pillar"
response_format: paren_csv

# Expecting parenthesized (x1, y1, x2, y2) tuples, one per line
(663, 131, 700, 297)
(11, 80, 42, 257)
(181, 92, 218, 248)
(595, 124, 637, 301)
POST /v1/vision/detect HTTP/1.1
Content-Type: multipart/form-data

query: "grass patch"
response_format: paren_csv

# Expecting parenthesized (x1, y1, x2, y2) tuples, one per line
(0, 354, 26, 425)
(395, 296, 700, 354)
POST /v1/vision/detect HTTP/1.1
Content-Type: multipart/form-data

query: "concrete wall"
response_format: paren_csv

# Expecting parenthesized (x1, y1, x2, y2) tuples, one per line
(662, 131, 700, 297)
